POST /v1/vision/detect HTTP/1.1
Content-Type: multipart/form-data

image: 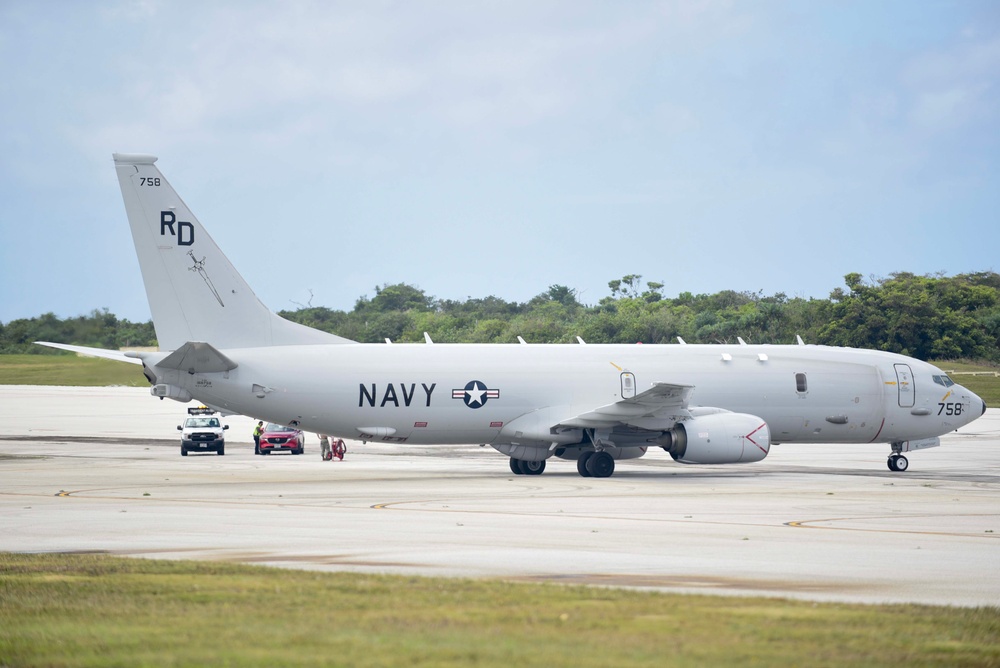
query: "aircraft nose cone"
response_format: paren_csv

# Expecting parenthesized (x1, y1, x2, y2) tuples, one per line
(983, 400, 988, 416)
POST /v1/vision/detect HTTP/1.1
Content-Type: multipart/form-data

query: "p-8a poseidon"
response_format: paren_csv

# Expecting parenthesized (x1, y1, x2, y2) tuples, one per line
(40, 154, 987, 477)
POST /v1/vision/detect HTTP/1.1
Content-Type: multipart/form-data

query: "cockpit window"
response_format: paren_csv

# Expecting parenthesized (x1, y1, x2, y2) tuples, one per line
(932, 375, 955, 387)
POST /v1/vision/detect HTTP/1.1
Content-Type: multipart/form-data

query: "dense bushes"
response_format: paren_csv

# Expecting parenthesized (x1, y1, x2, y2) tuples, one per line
(4, 273, 998, 362)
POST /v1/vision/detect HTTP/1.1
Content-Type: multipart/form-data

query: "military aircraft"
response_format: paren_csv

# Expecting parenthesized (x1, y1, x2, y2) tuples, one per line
(39, 154, 987, 477)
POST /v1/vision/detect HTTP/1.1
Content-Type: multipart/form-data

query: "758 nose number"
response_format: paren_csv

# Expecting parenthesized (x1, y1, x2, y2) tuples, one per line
(938, 402, 964, 416)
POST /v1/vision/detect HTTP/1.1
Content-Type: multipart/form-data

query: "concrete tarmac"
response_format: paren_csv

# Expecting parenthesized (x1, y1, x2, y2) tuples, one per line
(2, 385, 998, 607)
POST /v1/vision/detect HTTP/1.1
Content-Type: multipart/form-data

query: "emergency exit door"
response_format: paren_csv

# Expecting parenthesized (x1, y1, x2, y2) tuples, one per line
(621, 372, 636, 399)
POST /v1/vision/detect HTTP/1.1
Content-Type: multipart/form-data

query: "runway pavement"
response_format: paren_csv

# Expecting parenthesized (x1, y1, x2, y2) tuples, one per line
(2, 385, 998, 607)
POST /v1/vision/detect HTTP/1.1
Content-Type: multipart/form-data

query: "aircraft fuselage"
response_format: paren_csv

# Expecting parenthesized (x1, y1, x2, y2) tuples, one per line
(151, 341, 980, 448)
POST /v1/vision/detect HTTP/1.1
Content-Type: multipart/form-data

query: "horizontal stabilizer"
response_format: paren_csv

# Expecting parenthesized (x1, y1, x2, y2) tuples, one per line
(35, 341, 143, 365)
(556, 382, 695, 431)
(154, 341, 238, 374)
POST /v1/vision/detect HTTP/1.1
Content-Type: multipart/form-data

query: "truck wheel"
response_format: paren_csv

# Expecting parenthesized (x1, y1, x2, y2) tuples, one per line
(217, 446, 225, 456)
(181, 447, 188, 456)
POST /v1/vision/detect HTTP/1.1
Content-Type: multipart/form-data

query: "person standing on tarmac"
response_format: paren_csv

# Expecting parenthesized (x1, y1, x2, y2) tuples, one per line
(319, 434, 331, 461)
(253, 421, 264, 455)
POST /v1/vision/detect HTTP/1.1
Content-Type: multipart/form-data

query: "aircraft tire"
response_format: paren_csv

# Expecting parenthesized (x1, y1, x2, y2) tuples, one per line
(577, 452, 594, 477)
(894, 455, 908, 472)
(587, 451, 615, 478)
(509, 458, 524, 475)
(522, 460, 546, 476)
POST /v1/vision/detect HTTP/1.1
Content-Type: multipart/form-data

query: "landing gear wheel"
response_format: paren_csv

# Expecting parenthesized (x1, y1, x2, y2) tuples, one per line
(587, 451, 615, 478)
(577, 452, 594, 477)
(521, 460, 546, 476)
(510, 458, 523, 475)
(888, 454, 909, 472)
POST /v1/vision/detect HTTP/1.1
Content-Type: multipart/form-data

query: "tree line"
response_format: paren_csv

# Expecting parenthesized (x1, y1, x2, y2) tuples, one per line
(3, 272, 999, 362)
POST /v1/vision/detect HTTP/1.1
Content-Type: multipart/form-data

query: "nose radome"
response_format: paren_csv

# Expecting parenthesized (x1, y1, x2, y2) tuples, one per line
(983, 400, 988, 416)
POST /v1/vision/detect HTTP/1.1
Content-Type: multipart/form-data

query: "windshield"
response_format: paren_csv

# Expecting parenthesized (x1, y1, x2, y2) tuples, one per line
(265, 423, 294, 432)
(932, 375, 956, 388)
(185, 418, 220, 428)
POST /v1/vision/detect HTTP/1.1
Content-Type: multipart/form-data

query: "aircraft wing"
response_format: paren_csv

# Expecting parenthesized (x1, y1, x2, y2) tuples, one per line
(555, 382, 695, 431)
(35, 341, 143, 365)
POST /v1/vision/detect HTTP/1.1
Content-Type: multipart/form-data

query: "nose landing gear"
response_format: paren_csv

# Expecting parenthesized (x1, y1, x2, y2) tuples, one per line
(887, 453, 908, 472)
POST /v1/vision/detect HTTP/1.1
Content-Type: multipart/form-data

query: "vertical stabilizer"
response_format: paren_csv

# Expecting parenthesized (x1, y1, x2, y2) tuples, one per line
(113, 154, 352, 351)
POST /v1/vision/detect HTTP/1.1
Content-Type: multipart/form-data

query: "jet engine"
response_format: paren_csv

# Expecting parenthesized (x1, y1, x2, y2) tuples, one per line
(659, 412, 770, 464)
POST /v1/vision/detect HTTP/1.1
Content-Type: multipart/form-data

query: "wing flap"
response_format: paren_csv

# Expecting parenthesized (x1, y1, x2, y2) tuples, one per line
(556, 382, 694, 430)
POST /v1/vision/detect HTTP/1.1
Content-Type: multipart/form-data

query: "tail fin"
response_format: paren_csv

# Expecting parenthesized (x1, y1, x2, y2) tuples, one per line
(113, 154, 352, 351)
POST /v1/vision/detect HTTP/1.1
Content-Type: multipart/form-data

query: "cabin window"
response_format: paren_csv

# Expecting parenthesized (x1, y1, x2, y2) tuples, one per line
(795, 372, 808, 394)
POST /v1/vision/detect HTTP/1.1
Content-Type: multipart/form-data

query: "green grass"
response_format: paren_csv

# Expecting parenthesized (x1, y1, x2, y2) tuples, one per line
(938, 360, 1000, 406)
(0, 354, 148, 386)
(1, 553, 998, 667)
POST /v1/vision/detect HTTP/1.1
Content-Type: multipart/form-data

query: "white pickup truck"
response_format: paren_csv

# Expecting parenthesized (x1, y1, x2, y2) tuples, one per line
(177, 406, 229, 456)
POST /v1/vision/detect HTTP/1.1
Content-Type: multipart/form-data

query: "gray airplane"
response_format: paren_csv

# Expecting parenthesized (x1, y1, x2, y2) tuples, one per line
(39, 154, 987, 477)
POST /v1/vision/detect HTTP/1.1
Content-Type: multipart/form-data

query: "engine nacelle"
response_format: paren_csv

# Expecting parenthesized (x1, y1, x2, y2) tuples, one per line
(663, 413, 770, 464)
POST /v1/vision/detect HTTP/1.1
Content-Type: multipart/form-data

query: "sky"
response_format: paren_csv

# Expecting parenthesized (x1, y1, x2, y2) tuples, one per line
(1, 0, 999, 324)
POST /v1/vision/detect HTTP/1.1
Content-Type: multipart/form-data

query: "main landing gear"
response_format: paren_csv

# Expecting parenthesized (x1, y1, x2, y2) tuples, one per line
(576, 451, 615, 478)
(509, 458, 546, 475)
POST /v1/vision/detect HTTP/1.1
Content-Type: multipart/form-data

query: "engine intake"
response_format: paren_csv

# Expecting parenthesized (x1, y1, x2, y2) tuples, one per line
(663, 413, 770, 464)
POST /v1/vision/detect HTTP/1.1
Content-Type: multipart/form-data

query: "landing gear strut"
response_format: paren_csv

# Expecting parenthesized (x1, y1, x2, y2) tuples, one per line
(887, 442, 909, 472)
